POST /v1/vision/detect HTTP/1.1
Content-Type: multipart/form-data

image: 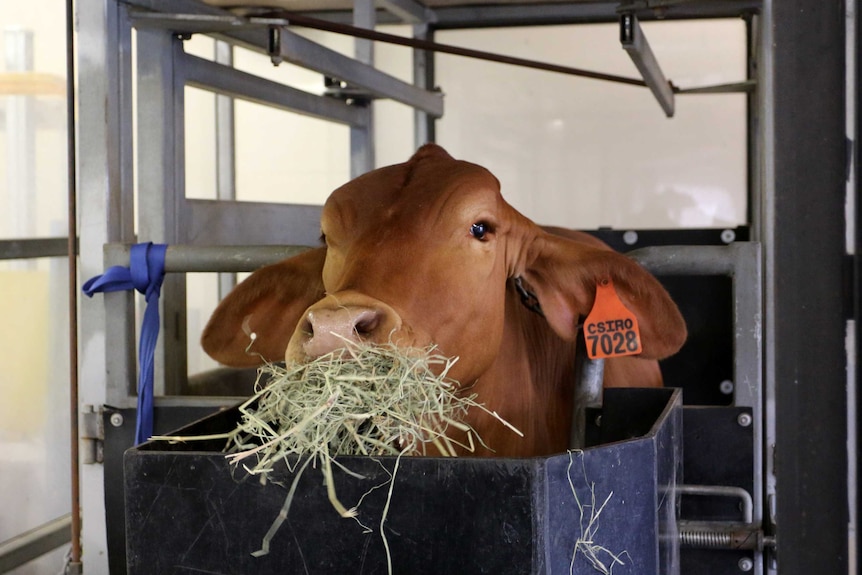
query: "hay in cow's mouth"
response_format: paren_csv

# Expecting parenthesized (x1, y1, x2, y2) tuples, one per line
(153, 340, 520, 559)
(228, 341, 502, 464)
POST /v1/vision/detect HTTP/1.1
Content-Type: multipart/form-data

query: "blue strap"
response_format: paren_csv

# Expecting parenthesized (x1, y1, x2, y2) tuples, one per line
(83, 242, 168, 445)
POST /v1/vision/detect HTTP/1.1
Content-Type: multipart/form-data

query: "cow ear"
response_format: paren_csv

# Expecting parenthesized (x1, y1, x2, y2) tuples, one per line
(520, 234, 686, 360)
(201, 247, 327, 367)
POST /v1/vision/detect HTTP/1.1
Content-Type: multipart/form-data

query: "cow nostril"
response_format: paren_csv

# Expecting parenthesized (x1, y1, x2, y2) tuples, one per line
(354, 313, 380, 336)
(301, 317, 314, 337)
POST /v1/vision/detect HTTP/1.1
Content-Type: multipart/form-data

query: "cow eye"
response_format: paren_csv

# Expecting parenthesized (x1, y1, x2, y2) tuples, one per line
(470, 222, 490, 241)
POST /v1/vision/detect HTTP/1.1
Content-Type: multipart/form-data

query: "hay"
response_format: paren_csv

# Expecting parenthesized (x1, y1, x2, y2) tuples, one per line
(567, 450, 630, 575)
(154, 339, 521, 562)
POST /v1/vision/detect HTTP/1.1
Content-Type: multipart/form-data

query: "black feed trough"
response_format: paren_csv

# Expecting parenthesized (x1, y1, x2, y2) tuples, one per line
(124, 387, 682, 574)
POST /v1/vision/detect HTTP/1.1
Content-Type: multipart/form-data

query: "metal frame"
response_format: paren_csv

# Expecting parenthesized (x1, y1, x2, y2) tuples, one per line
(127, 2, 442, 396)
(77, 1, 441, 571)
(73, 1, 858, 575)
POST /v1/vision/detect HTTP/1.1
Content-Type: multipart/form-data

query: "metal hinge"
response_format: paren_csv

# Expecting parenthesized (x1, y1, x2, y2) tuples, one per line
(81, 405, 104, 465)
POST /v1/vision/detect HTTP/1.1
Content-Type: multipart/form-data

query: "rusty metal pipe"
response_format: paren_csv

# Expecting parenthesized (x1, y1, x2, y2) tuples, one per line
(66, 0, 82, 569)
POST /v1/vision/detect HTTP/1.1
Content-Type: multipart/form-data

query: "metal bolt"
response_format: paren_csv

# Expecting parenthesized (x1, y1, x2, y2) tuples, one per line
(721, 229, 737, 244)
(720, 380, 734, 395)
(622, 230, 639, 246)
(738, 556, 754, 572)
(109, 413, 124, 427)
(737, 412, 752, 428)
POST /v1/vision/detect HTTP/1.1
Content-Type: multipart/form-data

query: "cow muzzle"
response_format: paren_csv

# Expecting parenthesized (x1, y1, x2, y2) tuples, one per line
(285, 292, 405, 364)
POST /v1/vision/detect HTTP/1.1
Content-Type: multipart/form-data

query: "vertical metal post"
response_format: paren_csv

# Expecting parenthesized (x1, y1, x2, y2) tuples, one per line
(769, 1, 849, 573)
(4, 28, 36, 258)
(136, 30, 188, 395)
(845, 0, 859, 568)
(214, 40, 237, 300)
(569, 349, 604, 449)
(752, 8, 777, 574)
(64, 0, 82, 570)
(350, 0, 375, 176)
(731, 242, 765, 575)
(77, 1, 135, 571)
(412, 23, 435, 147)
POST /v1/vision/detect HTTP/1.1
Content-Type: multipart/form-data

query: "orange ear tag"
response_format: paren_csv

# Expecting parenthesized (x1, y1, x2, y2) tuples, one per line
(583, 278, 642, 359)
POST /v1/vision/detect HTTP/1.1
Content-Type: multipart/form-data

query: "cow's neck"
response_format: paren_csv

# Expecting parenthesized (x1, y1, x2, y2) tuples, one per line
(463, 287, 578, 457)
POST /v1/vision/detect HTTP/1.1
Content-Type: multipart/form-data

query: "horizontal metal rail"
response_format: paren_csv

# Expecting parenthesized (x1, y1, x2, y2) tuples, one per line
(0, 237, 74, 260)
(0, 514, 72, 572)
(101, 242, 760, 282)
(121, 0, 762, 29)
(129, 7, 445, 117)
(182, 52, 368, 128)
(105, 243, 312, 272)
(100, 243, 761, 414)
(629, 243, 756, 276)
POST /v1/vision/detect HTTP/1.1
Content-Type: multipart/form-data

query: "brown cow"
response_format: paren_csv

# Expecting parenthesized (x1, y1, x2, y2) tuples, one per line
(201, 144, 686, 457)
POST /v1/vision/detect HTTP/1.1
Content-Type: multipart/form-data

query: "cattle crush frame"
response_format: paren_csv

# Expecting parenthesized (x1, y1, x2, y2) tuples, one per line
(69, 1, 855, 575)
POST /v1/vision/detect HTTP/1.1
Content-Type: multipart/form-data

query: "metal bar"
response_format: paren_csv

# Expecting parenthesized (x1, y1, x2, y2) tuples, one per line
(412, 23, 435, 146)
(677, 484, 754, 524)
(65, 0, 82, 569)
(629, 243, 744, 275)
(136, 28, 187, 396)
(620, 13, 675, 117)
(277, 12, 647, 89)
(214, 42, 236, 204)
(771, 1, 849, 573)
(675, 80, 756, 94)
(105, 244, 311, 273)
(77, 1, 135, 569)
(185, 199, 322, 246)
(351, 0, 375, 178)
(378, 0, 437, 24)
(0, 237, 73, 260)
(430, 1, 762, 29)
(182, 52, 367, 127)
(121, 0, 761, 28)
(274, 25, 444, 117)
(0, 514, 72, 572)
(214, 40, 237, 300)
(847, 2, 860, 571)
(569, 346, 604, 449)
(752, 9, 777, 574)
(354, 0, 374, 67)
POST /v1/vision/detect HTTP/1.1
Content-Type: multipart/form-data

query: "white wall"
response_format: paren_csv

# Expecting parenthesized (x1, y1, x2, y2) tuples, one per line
(435, 21, 747, 230)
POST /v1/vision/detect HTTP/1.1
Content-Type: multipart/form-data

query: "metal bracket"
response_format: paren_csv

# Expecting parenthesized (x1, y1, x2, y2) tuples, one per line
(324, 76, 375, 106)
(81, 405, 104, 465)
(620, 12, 675, 117)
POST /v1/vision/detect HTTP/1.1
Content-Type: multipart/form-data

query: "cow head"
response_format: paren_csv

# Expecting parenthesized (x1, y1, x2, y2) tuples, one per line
(202, 144, 686, 392)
